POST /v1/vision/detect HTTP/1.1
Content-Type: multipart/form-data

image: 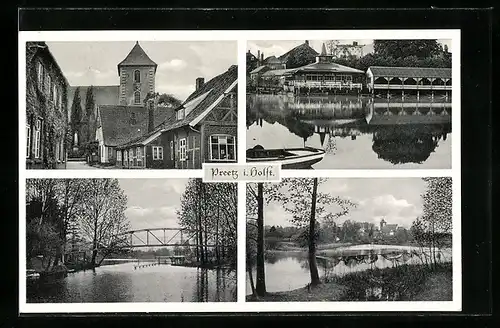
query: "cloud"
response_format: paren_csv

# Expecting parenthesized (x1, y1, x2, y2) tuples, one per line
(159, 59, 188, 72)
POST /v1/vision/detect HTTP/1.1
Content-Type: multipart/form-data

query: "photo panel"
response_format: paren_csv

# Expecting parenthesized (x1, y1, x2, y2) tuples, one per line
(246, 39, 452, 169)
(24, 40, 238, 170)
(245, 177, 457, 304)
(24, 178, 237, 304)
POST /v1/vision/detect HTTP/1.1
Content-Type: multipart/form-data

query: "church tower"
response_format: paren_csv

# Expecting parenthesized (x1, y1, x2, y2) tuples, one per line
(117, 41, 157, 106)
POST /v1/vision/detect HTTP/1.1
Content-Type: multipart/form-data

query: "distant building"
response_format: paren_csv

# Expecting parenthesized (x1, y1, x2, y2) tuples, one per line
(246, 50, 259, 72)
(333, 41, 366, 59)
(263, 56, 286, 70)
(379, 219, 398, 236)
(26, 42, 69, 169)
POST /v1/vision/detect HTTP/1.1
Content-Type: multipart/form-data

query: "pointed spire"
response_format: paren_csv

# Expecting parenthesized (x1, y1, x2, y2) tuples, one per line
(321, 43, 327, 55)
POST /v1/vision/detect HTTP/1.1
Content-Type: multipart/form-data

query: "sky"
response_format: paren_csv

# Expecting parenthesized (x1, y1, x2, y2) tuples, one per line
(260, 178, 427, 229)
(46, 41, 237, 101)
(118, 178, 188, 231)
(247, 39, 453, 59)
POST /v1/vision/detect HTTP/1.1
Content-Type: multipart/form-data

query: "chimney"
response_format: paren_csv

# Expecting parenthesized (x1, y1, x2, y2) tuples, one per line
(257, 49, 260, 63)
(353, 41, 358, 46)
(196, 77, 205, 91)
(147, 98, 155, 133)
(305, 40, 309, 45)
(261, 52, 264, 63)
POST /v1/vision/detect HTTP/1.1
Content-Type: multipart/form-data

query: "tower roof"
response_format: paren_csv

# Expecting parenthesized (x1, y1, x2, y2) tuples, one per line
(117, 41, 157, 74)
(321, 43, 327, 55)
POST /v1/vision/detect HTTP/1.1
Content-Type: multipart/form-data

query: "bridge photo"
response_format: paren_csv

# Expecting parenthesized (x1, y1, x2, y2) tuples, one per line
(25, 178, 238, 303)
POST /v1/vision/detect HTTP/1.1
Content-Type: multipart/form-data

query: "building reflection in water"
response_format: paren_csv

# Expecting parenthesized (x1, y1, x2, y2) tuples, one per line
(246, 94, 451, 166)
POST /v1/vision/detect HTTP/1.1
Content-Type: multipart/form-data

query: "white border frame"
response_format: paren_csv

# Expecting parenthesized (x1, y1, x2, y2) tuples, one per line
(19, 29, 461, 313)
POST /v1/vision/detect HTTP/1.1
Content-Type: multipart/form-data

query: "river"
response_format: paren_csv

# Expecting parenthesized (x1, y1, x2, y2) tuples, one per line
(246, 245, 452, 295)
(27, 261, 236, 303)
(246, 94, 452, 169)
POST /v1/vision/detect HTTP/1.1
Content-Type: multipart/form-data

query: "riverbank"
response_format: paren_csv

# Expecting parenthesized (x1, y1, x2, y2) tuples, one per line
(246, 263, 452, 302)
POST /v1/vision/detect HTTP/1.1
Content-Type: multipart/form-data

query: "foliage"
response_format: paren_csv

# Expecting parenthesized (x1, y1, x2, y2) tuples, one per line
(76, 179, 130, 266)
(83, 86, 96, 143)
(177, 179, 237, 266)
(410, 177, 452, 269)
(26, 45, 69, 168)
(373, 40, 443, 59)
(144, 92, 182, 108)
(70, 87, 83, 146)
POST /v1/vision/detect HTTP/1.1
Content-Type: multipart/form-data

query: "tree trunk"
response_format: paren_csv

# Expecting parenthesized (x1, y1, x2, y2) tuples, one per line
(308, 178, 321, 286)
(248, 263, 256, 296)
(255, 183, 266, 296)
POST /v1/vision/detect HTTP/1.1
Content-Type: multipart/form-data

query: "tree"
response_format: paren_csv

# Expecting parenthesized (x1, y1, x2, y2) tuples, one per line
(70, 87, 83, 146)
(83, 86, 95, 143)
(266, 178, 356, 286)
(411, 177, 452, 269)
(325, 40, 340, 57)
(373, 40, 442, 59)
(78, 179, 129, 267)
(144, 92, 182, 108)
(246, 183, 267, 296)
(177, 179, 237, 266)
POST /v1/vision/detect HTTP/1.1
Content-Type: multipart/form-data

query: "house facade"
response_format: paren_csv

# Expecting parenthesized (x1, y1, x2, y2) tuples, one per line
(116, 65, 238, 169)
(26, 42, 69, 169)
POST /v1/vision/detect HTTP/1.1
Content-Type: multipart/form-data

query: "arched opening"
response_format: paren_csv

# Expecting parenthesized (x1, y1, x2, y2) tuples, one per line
(432, 78, 445, 86)
(388, 77, 402, 85)
(404, 78, 417, 86)
(134, 70, 141, 83)
(134, 91, 141, 104)
(374, 76, 387, 84)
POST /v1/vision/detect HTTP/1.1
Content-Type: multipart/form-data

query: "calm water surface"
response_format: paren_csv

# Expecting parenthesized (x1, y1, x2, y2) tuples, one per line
(28, 262, 236, 303)
(246, 95, 452, 169)
(246, 245, 452, 295)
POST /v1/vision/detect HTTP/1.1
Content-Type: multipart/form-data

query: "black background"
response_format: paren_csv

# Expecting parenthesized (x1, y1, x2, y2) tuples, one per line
(5, 7, 495, 328)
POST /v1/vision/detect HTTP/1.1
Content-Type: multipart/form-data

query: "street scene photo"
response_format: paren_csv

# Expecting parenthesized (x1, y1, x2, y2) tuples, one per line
(26, 178, 237, 302)
(246, 177, 452, 302)
(246, 39, 452, 169)
(25, 41, 237, 169)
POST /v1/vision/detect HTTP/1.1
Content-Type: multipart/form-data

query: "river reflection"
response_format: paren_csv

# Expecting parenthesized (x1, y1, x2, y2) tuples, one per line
(246, 247, 451, 295)
(28, 262, 236, 303)
(246, 95, 452, 169)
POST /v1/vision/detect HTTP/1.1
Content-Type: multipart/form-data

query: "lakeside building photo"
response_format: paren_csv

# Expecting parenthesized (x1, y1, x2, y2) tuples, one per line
(246, 39, 452, 169)
(25, 41, 237, 169)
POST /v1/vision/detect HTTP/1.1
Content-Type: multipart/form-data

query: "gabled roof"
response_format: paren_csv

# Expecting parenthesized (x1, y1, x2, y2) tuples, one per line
(264, 56, 283, 64)
(292, 61, 364, 74)
(250, 66, 270, 74)
(261, 68, 295, 77)
(26, 41, 69, 87)
(117, 42, 157, 74)
(368, 66, 451, 79)
(124, 65, 237, 146)
(98, 105, 173, 147)
(279, 41, 319, 63)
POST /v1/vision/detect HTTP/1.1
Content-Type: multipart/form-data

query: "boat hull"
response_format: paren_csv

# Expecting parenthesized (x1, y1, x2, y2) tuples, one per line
(247, 151, 325, 169)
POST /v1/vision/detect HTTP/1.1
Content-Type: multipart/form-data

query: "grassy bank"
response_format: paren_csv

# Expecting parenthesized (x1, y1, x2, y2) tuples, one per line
(246, 263, 452, 302)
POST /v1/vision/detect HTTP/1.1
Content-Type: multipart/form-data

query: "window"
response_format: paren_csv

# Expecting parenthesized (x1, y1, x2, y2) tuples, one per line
(34, 119, 41, 159)
(137, 147, 143, 166)
(129, 149, 134, 165)
(179, 138, 186, 161)
(170, 141, 173, 159)
(37, 62, 44, 88)
(124, 150, 128, 161)
(26, 124, 31, 158)
(116, 150, 122, 162)
(176, 108, 185, 120)
(153, 146, 163, 160)
(134, 91, 141, 104)
(47, 75, 52, 98)
(134, 70, 141, 83)
(209, 135, 236, 161)
(53, 84, 57, 105)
